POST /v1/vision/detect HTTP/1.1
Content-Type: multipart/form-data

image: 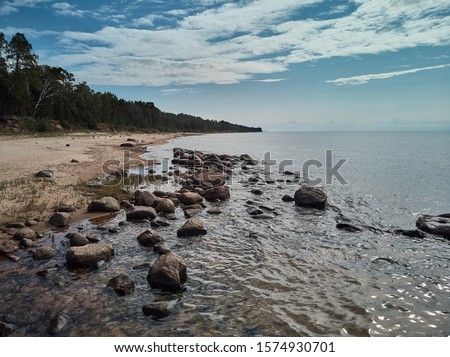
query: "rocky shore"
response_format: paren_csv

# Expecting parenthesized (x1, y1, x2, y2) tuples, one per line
(0, 144, 449, 336)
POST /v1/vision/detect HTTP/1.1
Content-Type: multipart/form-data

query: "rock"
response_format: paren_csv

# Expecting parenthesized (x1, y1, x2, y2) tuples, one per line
(336, 223, 362, 232)
(70, 159, 80, 163)
(416, 214, 450, 239)
(134, 190, 157, 207)
(252, 214, 273, 219)
(66, 244, 114, 267)
(32, 246, 56, 260)
(155, 198, 176, 213)
(87, 196, 120, 212)
(67, 232, 90, 247)
(121, 200, 134, 211)
(204, 186, 230, 201)
(0, 240, 19, 255)
(137, 229, 164, 247)
(207, 207, 222, 215)
(6, 222, 25, 228)
(126, 207, 157, 220)
(179, 192, 203, 205)
(107, 274, 135, 296)
(19, 238, 35, 248)
(283, 170, 295, 175)
(85, 233, 100, 243)
(177, 219, 207, 237)
(120, 142, 135, 147)
(153, 190, 168, 198)
(0, 321, 16, 337)
(49, 212, 70, 227)
(294, 186, 327, 210)
(55, 204, 76, 213)
(13, 227, 36, 241)
(151, 219, 170, 228)
(25, 219, 38, 227)
(394, 229, 425, 238)
(147, 252, 187, 292)
(251, 189, 263, 195)
(282, 194, 295, 202)
(47, 315, 68, 336)
(154, 241, 171, 255)
(142, 301, 172, 319)
(247, 206, 263, 215)
(184, 208, 202, 218)
(36, 170, 53, 178)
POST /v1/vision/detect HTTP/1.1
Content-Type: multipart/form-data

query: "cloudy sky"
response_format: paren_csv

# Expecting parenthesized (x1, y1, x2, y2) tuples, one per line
(1, 0, 450, 130)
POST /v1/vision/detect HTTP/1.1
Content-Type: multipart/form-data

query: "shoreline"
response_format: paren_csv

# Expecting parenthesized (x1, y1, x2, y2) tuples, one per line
(0, 132, 190, 237)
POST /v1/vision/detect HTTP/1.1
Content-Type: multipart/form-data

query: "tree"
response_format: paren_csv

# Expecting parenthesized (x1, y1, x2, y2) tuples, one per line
(7, 33, 38, 73)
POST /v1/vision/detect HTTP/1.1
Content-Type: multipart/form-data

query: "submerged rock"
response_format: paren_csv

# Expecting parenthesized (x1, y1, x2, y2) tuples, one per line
(137, 229, 164, 247)
(204, 186, 230, 201)
(87, 197, 120, 212)
(32, 246, 56, 260)
(416, 214, 450, 239)
(336, 223, 362, 232)
(294, 186, 327, 210)
(282, 194, 295, 202)
(142, 301, 173, 319)
(177, 219, 207, 237)
(0, 321, 16, 337)
(66, 244, 114, 267)
(247, 206, 263, 216)
(47, 315, 69, 336)
(107, 274, 135, 296)
(147, 252, 187, 292)
(207, 207, 222, 215)
(154, 241, 171, 255)
(394, 229, 425, 238)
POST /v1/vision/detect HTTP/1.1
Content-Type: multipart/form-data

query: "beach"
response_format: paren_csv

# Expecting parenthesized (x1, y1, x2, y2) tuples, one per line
(0, 132, 183, 231)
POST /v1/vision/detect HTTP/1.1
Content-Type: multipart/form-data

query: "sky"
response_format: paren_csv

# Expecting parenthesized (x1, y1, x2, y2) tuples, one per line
(1, 0, 450, 131)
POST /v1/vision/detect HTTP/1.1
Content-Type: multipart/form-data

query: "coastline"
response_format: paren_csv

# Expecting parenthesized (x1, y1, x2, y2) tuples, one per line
(0, 132, 189, 234)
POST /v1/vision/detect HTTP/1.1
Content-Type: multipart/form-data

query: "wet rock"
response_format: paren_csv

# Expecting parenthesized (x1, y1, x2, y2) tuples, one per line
(416, 214, 450, 239)
(36, 169, 53, 178)
(151, 219, 170, 228)
(166, 214, 177, 220)
(120, 142, 135, 147)
(282, 194, 295, 202)
(66, 244, 114, 267)
(294, 186, 327, 210)
(107, 274, 135, 296)
(184, 208, 202, 218)
(0, 321, 16, 337)
(177, 219, 207, 237)
(179, 192, 203, 205)
(25, 219, 39, 227)
(252, 214, 273, 219)
(142, 301, 172, 319)
(108, 226, 121, 234)
(204, 186, 230, 201)
(134, 190, 157, 207)
(6, 222, 25, 228)
(283, 170, 295, 175)
(147, 252, 187, 292)
(121, 200, 134, 211)
(32, 246, 56, 260)
(394, 229, 425, 238)
(126, 207, 157, 220)
(19, 238, 35, 248)
(47, 315, 69, 336)
(207, 207, 222, 215)
(137, 229, 164, 247)
(55, 204, 76, 213)
(0, 240, 19, 255)
(153, 190, 168, 198)
(247, 206, 263, 215)
(155, 198, 176, 214)
(87, 196, 120, 212)
(13, 227, 36, 241)
(49, 212, 70, 227)
(336, 223, 362, 232)
(248, 176, 260, 183)
(251, 189, 263, 195)
(154, 241, 171, 255)
(67, 232, 90, 247)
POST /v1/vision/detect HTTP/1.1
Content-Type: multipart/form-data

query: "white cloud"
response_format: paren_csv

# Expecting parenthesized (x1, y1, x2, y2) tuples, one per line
(161, 87, 202, 95)
(253, 78, 286, 83)
(52, 2, 86, 17)
(326, 63, 450, 85)
(49, 0, 450, 86)
(0, 0, 50, 16)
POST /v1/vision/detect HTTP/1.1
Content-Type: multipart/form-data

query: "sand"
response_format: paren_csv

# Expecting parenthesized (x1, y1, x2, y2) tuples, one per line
(0, 132, 185, 235)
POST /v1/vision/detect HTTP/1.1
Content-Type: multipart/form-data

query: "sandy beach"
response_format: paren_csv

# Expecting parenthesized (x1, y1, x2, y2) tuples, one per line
(0, 132, 183, 232)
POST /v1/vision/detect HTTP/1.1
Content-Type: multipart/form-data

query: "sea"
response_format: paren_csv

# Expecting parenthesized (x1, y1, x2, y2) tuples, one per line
(0, 131, 449, 336)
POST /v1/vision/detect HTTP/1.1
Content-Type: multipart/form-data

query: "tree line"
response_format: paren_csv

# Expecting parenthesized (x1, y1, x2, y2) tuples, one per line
(0, 32, 261, 133)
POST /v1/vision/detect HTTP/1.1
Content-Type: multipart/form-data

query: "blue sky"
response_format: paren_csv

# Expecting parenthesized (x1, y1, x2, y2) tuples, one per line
(1, 0, 450, 131)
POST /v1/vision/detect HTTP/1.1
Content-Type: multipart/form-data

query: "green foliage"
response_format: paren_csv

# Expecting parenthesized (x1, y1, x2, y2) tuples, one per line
(0, 32, 262, 134)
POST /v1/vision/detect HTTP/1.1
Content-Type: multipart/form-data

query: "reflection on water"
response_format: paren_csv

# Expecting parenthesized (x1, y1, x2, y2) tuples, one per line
(1, 135, 450, 337)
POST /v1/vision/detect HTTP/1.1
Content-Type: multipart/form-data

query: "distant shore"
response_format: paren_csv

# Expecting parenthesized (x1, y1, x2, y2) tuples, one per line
(0, 132, 188, 232)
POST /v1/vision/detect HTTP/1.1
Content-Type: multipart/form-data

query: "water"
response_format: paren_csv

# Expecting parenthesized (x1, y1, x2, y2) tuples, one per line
(1, 131, 449, 336)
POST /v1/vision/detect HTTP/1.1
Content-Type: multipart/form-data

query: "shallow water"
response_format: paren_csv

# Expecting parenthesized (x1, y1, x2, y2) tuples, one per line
(1, 132, 449, 336)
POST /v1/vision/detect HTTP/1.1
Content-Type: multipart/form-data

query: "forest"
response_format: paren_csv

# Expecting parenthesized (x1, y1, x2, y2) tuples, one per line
(0, 32, 261, 133)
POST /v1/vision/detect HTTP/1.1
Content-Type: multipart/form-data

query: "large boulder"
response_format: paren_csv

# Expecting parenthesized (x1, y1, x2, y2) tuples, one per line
(66, 244, 114, 267)
(134, 190, 157, 207)
(49, 212, 70, 227)
(13, 227, 36, 241)
(179, 192, 203, 205)
(155, 198, 176, 214)
(416, 214, 450, 239)
(294, 186, 327, 210)
(177, 219, 207, 237)
(67, 232, 90, 247)
(87, 197, 120, 212)
(126, 207, 157, 220)
(107, 274, 135, 296)
(203, 186, 230, 201)
(147, 252, 187, 292)
(137, 229, 164, 247)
